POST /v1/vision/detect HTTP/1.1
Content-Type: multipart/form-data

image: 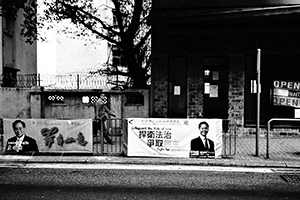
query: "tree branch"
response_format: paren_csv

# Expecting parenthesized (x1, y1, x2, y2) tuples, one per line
(134, 28, 151, 51)
(56, 0, 121, 38)
(126, 0, 143, 37)
(111, 0, 125, 35)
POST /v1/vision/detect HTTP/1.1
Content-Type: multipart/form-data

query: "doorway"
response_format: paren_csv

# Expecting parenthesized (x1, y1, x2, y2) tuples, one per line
(168, 57, 187, 118)
(203, 58, 228, 119)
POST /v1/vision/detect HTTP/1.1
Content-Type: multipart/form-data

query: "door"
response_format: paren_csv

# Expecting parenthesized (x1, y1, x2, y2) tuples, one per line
(203, 65, 228, 119)
(168, 57, 187, 118)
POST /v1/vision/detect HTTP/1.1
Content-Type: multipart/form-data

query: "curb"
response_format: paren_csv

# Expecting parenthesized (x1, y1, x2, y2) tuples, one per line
(0, 156, 299, 169)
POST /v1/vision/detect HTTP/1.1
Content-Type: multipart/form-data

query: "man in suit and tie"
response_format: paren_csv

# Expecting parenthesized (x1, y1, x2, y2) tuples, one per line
(190, 121, 214, 157)
(5, 120, 39, 153)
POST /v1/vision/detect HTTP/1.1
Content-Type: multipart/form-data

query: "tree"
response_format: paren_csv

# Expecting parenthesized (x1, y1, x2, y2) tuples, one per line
(21, 0, 152, 89)
(1, 0, 38, 45)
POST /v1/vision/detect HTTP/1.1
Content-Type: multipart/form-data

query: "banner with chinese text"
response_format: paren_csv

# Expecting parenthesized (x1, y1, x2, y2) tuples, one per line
(126, 118, 223, 158)
(4, 119, 92, 153)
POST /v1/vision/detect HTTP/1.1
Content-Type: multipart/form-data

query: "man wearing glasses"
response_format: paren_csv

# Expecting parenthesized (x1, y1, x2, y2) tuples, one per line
(5, 119, 39, 153)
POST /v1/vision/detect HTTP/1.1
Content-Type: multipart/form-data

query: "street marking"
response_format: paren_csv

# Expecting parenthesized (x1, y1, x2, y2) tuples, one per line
(272, 169, 300, 174)
(0, 163, 275, 173)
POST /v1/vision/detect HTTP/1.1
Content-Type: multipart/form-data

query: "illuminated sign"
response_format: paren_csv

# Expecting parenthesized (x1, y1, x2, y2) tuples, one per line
(273, 80, 300, 108)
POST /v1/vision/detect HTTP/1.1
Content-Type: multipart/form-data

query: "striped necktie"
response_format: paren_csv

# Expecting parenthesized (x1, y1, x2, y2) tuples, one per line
(205, 138, 209, 151)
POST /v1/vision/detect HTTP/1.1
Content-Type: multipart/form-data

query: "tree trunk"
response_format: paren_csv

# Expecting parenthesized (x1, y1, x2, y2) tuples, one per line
(121, 41, 148, 89)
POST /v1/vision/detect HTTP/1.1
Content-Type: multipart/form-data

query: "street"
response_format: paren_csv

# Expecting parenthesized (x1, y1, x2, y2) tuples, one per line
(0, 164, 299, 200)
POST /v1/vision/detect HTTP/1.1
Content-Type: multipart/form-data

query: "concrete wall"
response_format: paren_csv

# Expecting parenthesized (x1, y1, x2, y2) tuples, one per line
(0, 88, 149, 120)
(0, 87, 32, 118)
(0, 88, 150, 152)
(122, 89, 150, 118)
(42, 90, 149, 119)
(14, 9, 37, 75)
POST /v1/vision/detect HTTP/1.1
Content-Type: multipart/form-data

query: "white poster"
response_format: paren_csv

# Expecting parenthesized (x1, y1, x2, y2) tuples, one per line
(174, 86, 181, 95)
(126, 118, 223, 158)
(210, 85, 218, 98)
(4, 119, 93, 153)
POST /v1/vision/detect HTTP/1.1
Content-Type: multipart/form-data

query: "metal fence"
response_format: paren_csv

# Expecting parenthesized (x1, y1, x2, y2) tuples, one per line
(93, 118, 125, 156)
(222, 119, 237, 157)
(0, 73, 126, 90)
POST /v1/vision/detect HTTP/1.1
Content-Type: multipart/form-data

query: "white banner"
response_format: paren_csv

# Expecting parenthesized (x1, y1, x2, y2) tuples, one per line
(4, 119, 93, 153)
(126, 118, 223, 158)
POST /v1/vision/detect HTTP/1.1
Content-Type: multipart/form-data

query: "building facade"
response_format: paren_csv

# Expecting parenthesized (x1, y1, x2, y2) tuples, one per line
(151, 1, 300, 134)
(1, 1, 37, 87)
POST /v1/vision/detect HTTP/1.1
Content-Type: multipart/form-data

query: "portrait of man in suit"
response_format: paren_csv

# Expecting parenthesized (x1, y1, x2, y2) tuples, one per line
(5, 119, 39, 153)
(190, 121, 215, 157)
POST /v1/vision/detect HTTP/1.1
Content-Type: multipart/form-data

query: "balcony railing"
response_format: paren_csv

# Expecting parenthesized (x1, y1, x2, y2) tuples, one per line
(0, 74, 126, 90)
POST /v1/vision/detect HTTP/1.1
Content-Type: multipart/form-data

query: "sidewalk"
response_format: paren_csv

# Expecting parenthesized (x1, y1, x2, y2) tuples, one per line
(0, 136, 299, 168)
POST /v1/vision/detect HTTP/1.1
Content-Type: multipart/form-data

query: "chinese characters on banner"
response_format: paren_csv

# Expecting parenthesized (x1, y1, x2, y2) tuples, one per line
(4, 119, 93, 153)
(125, 118, 223, 158)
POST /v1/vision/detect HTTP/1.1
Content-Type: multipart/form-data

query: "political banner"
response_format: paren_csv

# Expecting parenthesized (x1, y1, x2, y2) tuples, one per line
(3, 119, 93, 153)
(126, 118, 223, 158)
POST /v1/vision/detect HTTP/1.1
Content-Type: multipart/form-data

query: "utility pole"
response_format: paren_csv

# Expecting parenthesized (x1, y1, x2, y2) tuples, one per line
(256, 49, 261, 157)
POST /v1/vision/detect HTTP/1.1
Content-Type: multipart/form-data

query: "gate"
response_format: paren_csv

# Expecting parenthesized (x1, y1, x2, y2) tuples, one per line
(93, 118, 125, 155)
(222, 119, 237, 157)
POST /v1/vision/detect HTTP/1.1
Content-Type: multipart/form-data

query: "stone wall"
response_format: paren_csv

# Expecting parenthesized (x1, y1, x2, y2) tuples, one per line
(152, 56, 168, 117)
(187, 55, 204, 118)
(228, 55, 246, 133)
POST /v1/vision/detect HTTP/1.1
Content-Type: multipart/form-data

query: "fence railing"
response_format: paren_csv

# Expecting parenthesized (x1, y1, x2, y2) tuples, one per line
(0, 73, 126, 90)
(266, 118, 300, 159)
(222, 119, 237, 157)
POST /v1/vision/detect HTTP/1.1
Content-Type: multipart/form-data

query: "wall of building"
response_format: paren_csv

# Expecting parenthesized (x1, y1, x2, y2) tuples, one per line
(0, 87, 32, 118)
(0, 88, 149, 120)
(151, 13, 300, 134)
(122, 89, 150, 118)
(14, 9, 37, 75)
(152, 56, 168, 117)
(153, 0, 300, 9)
(0, 88, 150, 151)
(0, 16, 3, 75)
(187, 55, 204, 118)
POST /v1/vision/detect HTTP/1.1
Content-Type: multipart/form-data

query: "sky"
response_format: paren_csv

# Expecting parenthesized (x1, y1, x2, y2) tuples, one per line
(36, 0, 109, 75)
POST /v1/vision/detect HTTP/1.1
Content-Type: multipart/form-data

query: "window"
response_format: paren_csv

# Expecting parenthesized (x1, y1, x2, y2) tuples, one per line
(125, 93, 144, 106)
(244, 55, 300, 127)
(47, 95, 65, 104)
(81, 95, 99, 104)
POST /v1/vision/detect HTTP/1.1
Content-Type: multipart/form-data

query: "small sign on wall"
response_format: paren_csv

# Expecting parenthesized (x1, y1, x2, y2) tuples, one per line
(210, 85, 218, 98)
(174, 86, 181, 95)
(295, 109, 300, 118)
(204, 83, 210, 94)
(212, 71, 219, 80)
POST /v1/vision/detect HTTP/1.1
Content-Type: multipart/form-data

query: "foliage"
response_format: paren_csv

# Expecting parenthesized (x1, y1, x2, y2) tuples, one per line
(5, 0, 151, 89)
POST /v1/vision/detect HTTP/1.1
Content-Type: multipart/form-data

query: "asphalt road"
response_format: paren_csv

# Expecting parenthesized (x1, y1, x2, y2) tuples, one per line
(0, 164, 299, 200)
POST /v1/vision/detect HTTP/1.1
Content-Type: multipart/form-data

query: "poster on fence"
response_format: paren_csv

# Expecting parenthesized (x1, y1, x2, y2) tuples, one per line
(3, 119, 93, 153)
(126, 118, 223, 158)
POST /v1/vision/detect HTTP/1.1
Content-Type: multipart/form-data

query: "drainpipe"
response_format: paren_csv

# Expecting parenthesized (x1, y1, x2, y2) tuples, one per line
(256, 49, 261, 157)
(0, 15, 3, 75)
